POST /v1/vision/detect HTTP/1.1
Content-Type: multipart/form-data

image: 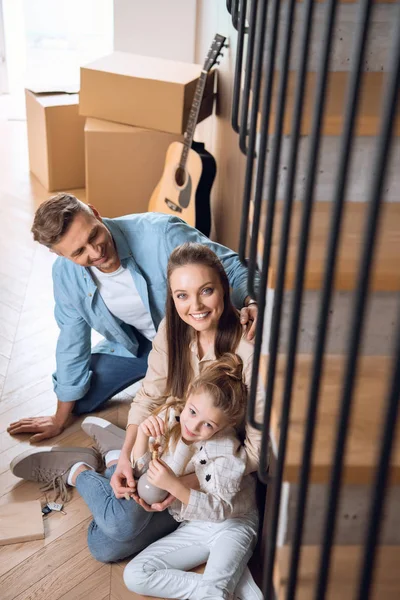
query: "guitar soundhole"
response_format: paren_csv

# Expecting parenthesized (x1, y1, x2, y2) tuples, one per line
(175, 167, 187, 187)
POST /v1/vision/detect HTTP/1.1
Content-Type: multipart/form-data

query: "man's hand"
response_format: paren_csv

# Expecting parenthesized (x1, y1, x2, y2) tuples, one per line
(110, 454, 137, 499)
(7, 416, 64, 443)
(240, 302, 258, 341)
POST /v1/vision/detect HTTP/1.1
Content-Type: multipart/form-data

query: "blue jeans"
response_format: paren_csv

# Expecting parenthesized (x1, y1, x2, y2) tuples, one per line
(76, 465, 179, 562)
(73, 333, 152, 415)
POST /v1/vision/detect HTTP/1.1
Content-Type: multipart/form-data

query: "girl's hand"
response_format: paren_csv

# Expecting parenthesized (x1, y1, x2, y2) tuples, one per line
(147, 458, 177, 492)
(140, 415, 165, 438)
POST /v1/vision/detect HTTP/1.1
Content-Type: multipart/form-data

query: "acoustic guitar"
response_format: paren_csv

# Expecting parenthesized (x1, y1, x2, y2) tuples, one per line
(148, 34, 226, 235)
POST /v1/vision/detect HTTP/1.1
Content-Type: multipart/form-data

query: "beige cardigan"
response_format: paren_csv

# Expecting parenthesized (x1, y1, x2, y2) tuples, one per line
(127, 319, 264, 473)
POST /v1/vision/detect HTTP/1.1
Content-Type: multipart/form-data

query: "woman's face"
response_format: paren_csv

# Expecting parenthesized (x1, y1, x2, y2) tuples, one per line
(180, 390, 229, 443)
(169, 264, 225, 334)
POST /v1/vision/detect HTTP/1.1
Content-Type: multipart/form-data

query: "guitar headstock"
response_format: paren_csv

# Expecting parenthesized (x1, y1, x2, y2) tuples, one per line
(203, 34, 227, 72)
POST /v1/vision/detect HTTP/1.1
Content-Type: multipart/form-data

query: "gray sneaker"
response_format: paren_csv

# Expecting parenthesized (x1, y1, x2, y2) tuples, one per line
(10, 446, 102, 503)
(81, 416, 126, 458)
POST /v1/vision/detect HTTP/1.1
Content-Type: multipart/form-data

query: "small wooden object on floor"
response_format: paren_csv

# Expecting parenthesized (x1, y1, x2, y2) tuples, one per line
(0, 500, 44, 546)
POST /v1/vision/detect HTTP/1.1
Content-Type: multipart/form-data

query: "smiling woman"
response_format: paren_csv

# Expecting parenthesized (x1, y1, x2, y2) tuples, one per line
(122, 242, 263, 481)
(165, 243, 243, 400)
(170, 264, 224, 346)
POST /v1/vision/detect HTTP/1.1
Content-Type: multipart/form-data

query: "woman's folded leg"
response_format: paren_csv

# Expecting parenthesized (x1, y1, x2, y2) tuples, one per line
(75, 464, 178, 562)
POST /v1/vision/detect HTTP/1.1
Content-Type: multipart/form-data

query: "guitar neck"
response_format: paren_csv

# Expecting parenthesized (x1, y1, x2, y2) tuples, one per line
(180, 71, 209, 169)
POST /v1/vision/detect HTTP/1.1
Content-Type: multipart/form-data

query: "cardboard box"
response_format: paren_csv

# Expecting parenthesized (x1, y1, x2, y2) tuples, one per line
(0, 501, 44, 545)
(85, 117, 183, 217)
(25, 88, 86, 192)
(79, 51, 215, 135)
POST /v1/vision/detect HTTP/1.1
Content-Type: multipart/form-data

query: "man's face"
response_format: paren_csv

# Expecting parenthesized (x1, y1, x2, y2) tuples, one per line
(51, 209, 120, 272)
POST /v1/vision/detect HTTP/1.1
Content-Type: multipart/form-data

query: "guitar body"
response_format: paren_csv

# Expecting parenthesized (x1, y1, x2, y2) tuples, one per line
(148, 142, 202, 228)
(192, 141, 216, 237)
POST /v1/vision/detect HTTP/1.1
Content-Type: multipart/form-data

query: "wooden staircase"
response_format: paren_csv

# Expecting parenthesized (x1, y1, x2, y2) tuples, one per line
(266, 72, 400, 136)
(248, 0, 400, 596)
(260, 354, 400, 484)
(253, 200, 400, 291)
(274, 545, 400, 599)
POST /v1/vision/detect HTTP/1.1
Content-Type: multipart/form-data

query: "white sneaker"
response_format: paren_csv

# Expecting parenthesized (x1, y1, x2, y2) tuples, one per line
(234, 566, 264, 600)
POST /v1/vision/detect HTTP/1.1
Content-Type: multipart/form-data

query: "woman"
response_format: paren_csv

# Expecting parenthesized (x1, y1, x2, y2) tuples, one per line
(11, 243, 263, 564)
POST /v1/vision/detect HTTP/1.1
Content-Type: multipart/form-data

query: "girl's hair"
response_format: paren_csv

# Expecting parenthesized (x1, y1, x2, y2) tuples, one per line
(156, 353, 248, 450)
(165, 242, 242, 398)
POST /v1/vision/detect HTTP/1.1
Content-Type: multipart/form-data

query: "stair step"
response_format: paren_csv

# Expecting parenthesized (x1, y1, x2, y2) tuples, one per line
(260, 354, 400, 484)
(262, 72, 400, 136)
(275, 545, 400, 599)
(253, 201, 400, 291)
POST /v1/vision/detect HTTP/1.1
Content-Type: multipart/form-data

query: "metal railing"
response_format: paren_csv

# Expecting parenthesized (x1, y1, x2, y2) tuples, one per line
(229, 0, 400, 598)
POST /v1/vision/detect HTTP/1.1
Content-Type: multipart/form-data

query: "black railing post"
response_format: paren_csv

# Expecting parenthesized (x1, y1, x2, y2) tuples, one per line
(238, 0, 268, 272)
(244, 0, 282, 432)
(239, 0, 259, 155)
(231, 0, 248, 133)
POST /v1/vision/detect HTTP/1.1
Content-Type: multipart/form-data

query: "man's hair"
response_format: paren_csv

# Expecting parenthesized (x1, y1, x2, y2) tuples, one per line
(31, 193, 92, 248)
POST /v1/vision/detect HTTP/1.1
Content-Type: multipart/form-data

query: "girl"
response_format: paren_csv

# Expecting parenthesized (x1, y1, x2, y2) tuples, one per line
(124, 354, 263, 600)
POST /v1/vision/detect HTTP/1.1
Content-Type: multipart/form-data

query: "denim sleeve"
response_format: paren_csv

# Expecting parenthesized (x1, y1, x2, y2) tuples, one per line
(52, 276, 92, 402)
(164, 217, 259, 308)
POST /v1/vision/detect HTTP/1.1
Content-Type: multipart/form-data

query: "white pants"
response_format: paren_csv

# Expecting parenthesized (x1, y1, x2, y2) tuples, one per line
(123, 512, 259, 600)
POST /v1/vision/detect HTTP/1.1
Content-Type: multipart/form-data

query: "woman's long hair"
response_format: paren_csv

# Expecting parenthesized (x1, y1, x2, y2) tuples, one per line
(165, 243, 242, 399)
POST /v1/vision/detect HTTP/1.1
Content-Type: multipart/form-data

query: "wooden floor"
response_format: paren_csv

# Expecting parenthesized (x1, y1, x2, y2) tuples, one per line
(0, 120, 138, 598)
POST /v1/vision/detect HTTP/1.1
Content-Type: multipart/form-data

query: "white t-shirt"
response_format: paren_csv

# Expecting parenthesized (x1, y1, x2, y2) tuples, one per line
(90, 264, 156, 341)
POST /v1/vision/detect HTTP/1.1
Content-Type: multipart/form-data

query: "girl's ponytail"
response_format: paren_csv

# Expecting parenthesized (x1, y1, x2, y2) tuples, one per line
(214, 353, 244, 382)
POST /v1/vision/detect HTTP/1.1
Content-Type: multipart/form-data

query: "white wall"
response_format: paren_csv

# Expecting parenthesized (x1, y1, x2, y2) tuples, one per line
(113, 0, 197, 63)
(194, 0, 246, 249)
(0, 0, 8, 93)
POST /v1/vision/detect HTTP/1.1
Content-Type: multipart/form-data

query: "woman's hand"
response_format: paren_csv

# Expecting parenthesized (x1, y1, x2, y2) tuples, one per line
(110, 454, 136, 499)
(147, 458, 178, 492)
(139, 415, 165, 438)
(131, 492, 176, 512)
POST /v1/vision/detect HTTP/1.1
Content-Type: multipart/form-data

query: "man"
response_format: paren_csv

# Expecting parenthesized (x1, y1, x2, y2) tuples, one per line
(8, 194, 258, 443)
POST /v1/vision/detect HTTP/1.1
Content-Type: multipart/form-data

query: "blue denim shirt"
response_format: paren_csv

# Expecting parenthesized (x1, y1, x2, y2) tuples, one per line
(52, 213, 258, 401)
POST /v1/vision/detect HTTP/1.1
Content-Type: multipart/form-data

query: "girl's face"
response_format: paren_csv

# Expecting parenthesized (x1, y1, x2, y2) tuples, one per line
(169, 264, 225, 334)
(180, 390, 230, 443)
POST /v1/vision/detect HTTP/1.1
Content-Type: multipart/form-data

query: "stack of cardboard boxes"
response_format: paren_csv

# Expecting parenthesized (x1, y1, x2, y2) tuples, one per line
(26, 51, 215, 217)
